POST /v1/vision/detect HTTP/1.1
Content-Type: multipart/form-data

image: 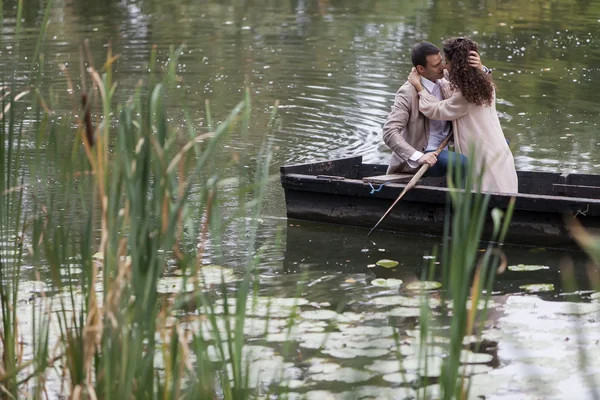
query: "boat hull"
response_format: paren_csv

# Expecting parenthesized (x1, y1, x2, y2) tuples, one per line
(281, 156, 600, 248)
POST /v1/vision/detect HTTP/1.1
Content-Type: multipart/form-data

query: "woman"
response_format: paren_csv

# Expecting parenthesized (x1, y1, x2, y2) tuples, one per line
(408, 37, 518, 194)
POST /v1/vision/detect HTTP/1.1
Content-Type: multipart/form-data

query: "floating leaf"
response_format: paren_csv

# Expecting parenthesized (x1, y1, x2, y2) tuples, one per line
(388, 307, 422, 317)
(371, 278, 403, 288)
(366, 360, 402, 374)
(460, 350, 494, 364)
(458, 364, 493, 376)
(519, 283, 555, 293)
(376, 259, 399, 268)
(508, 264, 550, 272)
(406, 281, 442, 290)
(310, 367, 375, 383)
(321, 347, 390, 359)
(345, 278, 356, 283)
(338, 326, 395, 337)
(373, 295, 440, 308)
(299, 310, 339, 320)
(308, 363, 340, 374)
(401, 356, 444, 374)
(307, 387, 418, 400)
(382, 372, 419, 384)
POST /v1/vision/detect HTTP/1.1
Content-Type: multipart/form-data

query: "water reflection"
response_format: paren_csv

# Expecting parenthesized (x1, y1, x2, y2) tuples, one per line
(5, 0, 600, 177)
(281, 220, 594, 296)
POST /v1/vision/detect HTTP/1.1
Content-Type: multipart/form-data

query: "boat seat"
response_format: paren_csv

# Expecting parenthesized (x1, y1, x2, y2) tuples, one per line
(362, 173, 414, 184)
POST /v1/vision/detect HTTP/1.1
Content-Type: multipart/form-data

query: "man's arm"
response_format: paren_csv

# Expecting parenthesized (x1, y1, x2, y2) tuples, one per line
(382, 85, 420, 162)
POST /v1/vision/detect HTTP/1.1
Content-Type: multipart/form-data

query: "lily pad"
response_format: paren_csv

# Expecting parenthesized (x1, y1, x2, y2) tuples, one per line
(310, 367, 375, 383)
(460, 350, 494, 364)
(373, 295, 440, 308)
(354, 386, 417, 400)
(406, 281, 442, 290)
(366, 360, 403, 374)
(376, 259, 399, 268)
(338, 325, 395, 337)
(508, 264, 550, 272)
(382, 372, 419, 384)
(321, 347, 390, 359)
(458, 364, 493, 376)
(371, 278, 403, 288)
(401, 355, 444, 374)
(299, 309, 339, 320)
(519, 283, 555, 293)
(308, 362, 341, 374)
(387, 307, 422, 317)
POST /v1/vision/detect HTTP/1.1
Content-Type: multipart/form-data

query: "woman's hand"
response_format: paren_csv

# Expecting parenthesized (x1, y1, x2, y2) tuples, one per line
(408, 68, 423, 91)
(468, 51, 485, 71)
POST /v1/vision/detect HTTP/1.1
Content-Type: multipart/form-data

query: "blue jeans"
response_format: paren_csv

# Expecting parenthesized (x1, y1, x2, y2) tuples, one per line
(424, 149, 468, 178)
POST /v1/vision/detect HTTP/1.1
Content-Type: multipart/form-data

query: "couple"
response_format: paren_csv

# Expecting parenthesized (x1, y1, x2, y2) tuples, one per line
(383, 37, 518, 194)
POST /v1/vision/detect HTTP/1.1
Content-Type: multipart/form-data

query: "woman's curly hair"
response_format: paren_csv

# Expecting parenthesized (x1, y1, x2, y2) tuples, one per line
(443, 37, 495, 107)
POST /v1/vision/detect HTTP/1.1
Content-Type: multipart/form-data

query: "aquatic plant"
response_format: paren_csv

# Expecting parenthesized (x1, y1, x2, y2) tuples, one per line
(416, 148, 515, 400)
(0, 5, 277, 396)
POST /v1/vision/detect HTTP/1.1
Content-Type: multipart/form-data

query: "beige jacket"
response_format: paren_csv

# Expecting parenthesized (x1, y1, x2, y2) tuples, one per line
(418, 88, 519, 194)
(382, 79, 453, 174)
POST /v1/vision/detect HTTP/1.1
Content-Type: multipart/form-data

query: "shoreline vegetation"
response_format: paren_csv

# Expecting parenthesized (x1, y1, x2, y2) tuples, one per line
(1, 2, 600, 399)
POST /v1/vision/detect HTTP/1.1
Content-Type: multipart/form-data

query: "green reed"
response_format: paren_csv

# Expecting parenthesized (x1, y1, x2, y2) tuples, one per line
(0, 25, 277, 397)
(564, 220, 600, 400)
(417, 147, 515, 400)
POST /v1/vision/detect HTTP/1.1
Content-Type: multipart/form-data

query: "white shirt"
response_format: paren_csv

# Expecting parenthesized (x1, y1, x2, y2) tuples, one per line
(407, 77, 451, 167)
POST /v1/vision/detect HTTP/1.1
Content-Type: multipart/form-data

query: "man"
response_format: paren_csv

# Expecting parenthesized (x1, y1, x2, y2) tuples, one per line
(382, 41, 488, 176)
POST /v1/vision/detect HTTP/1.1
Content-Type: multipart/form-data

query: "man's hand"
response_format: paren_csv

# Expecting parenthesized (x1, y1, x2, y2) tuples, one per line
(418, 153, 438, 167)
(468, 51, 485, 71)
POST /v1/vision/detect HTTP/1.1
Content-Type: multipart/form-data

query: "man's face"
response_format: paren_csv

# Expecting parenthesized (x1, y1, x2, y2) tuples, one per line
(416, 53, 445, 81)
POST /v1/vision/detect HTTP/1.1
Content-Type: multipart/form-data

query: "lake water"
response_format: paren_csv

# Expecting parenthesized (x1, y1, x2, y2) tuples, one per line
(4, 0, 600, 398)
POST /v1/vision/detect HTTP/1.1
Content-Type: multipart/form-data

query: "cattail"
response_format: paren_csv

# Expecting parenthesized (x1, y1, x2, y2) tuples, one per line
(81, 92, 94, 147)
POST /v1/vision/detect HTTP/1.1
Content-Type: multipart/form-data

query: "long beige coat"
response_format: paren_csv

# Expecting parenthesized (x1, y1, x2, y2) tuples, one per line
(382, 79, 453, 174)
(418, 88, 518, 194)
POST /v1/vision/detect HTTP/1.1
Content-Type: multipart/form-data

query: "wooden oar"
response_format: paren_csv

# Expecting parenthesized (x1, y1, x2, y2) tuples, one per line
(367, 133, 454, 237)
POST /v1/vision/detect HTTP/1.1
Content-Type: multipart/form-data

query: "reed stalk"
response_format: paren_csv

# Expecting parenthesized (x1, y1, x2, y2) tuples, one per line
(416, 146, 515, 400)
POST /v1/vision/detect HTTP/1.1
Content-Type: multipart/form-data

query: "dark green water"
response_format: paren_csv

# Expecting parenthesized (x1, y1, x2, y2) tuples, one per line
(4, 0, 600, 398)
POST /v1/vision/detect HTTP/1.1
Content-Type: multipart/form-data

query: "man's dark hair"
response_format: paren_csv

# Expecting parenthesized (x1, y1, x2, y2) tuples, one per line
(411, 41, 441, 68)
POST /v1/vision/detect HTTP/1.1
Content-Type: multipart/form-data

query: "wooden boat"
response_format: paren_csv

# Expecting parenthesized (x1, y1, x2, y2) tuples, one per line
(280, 156, 600, 248)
